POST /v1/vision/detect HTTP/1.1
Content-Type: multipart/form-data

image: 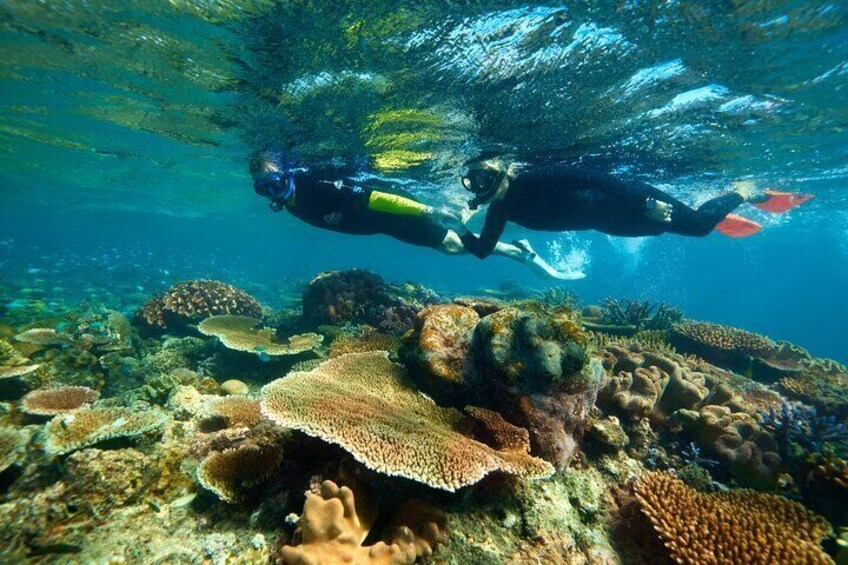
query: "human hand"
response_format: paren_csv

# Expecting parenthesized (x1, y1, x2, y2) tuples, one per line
(645, 199, 673, 223)
(427, 207, 466, 232)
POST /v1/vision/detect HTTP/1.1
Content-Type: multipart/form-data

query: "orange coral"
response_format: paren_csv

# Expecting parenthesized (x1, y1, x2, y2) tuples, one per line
(634, 472, 832, 565)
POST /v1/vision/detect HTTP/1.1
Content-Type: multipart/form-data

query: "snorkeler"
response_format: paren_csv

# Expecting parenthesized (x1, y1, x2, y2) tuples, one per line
(249, 149, 579, 279)
(432, 156, 814, 259)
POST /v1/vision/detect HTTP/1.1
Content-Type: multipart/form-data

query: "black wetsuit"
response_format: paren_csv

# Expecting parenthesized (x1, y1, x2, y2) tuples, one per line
(461, 166, 744, 258)
(284, 168, 448, 248)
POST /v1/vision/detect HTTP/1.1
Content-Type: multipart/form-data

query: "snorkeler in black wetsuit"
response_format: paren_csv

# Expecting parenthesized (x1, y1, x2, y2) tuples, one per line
(248, 149, 577, 279)
(431, 156, 813, 259)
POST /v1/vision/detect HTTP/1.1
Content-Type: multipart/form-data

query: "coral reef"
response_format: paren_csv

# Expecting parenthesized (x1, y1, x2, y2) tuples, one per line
(198, 315, 323, 356)
(0, 426, 26, 473)
(328, 329, 400, 358)
(45, 407, 167, 455)
(670, 320, 775, 374)
(206, 396, 262, 429)
(136, 280, 263, 333)
(20, 386, 100, 416)
(281, 480, 446, 565)
(583, 298, 683, 334)
(633, 472, 833, 565)
(261, 352, 554, 491)
(302, 270, 427, 334)
(197, 444, 283, 503)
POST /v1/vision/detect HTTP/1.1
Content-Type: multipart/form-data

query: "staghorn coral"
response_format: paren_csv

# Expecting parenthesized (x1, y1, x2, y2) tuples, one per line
(587, 298, 683, 332)
(0, 426, 26, 473)
(281, 480, 446, 565)
(261, 352, 553, 491)
(197, 443, 283, 503)
(20, 386, 100, 416)
(197, 315, 322, 356)
(633, 472, 833, 565)
(45, 407, 167, 455)
(136, 280, 263, 332)
(206, 395, 262, 429)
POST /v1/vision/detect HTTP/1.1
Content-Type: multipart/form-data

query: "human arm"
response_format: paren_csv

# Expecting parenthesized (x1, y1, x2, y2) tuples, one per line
(458, 201, 509, 259)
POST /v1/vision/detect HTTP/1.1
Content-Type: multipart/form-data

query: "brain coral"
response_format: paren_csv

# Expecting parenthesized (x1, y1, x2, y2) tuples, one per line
(281, 480, 446, 565)
(633, 472, 833, 565)
(261, 352, 553, 491)
(136, 280, 263, 332)
(21, 386, 100, 416)
(0, 426, 26, 473)
(45, 407, 167, 455)
(197, 315, 322, 356)
(197, 444, 282, 503)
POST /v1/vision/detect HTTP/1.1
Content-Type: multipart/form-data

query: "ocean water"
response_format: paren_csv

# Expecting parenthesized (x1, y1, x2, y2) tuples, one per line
(1, 2, 847, 564)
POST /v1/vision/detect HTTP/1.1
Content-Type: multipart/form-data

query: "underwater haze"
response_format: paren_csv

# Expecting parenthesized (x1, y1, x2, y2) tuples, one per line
(1, 2, 848, 564)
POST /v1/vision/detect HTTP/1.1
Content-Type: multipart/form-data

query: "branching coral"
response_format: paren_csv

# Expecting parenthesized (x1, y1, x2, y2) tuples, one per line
(281, 480, 446, 565)
(591, 298, 683, 331)
(0, 426, 26, 473)
(197, 444, 283, 503)
(21, 386, 100, 416)
(198, 315, 322, 356)
(45, 407, 167, 455)
(136, 280, 263, 332)
(261, 352, 553, 491)
(0, 338, 26, 366)
(633, 472, 833, 565)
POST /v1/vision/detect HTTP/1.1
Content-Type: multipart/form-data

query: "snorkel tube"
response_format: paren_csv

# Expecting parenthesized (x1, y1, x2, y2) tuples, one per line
(253, 169, 296, 212)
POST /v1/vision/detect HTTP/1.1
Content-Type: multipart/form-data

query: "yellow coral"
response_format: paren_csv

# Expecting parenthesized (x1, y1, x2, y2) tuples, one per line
(281, 480, 445, 565)
(261, 352, 553, 491)
(634, 472, 832, 565)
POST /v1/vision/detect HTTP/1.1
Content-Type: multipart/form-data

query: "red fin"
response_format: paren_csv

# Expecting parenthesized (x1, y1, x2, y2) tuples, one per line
(715, 214, 762, 238)
(753, 190, 814, 214)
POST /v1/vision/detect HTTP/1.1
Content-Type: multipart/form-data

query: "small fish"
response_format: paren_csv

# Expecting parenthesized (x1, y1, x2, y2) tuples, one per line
(26, 268, 42, 274)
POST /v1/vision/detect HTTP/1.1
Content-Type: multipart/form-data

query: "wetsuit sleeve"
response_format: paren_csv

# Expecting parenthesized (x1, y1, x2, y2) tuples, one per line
(367, 191, 429, 216)
(460, 201, 508, 259)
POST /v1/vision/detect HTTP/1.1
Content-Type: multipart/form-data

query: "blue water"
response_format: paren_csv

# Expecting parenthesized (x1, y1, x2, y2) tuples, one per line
(1, 1, 847, 361)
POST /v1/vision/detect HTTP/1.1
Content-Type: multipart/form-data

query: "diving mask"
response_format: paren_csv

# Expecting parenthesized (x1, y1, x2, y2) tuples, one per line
(463, 165, 507, 210)
(253, 171, 295, 211)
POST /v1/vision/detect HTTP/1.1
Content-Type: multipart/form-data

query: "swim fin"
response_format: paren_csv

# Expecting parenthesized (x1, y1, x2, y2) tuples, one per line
(715, 214, 762, 238)
(752, 190, 814, 214)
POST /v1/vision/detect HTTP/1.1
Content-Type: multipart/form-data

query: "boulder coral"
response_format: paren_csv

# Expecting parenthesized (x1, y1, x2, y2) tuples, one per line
(20, 386, 100, 416)
(136, 280, 263, 333)
(261, 352, 553, 491)
(45, 407, 167, 455)
(197, 315, 322, 356)
(281, 480, 446, 565)
(633, 472, 833, 565)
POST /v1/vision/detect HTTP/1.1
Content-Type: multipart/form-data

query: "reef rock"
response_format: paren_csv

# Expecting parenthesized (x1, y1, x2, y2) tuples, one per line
(403, 304, 480, 401)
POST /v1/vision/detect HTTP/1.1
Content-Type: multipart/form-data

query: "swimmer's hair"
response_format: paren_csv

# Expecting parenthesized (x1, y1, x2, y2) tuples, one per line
(463, 153, 520, 177)
(248, 146, 287, 178)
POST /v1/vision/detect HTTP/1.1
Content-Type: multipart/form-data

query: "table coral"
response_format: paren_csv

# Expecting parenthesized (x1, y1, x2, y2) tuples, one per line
(281, 480, 446, 565)
(207, 395, 262, 429)
(197, 315, 322, 356)
(633, 472, 833, 565)
(261, 352, 553, 491)
(45, 406, 167, 455)
(20, 386, 99, 416)
(136, 280, 263, 332)
(197, 443, 283, 503)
